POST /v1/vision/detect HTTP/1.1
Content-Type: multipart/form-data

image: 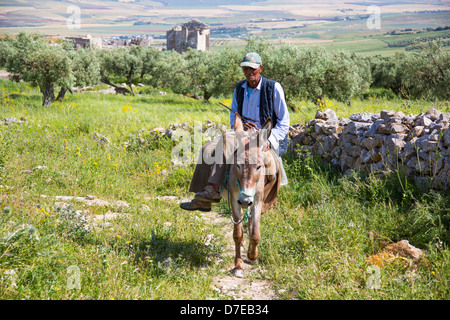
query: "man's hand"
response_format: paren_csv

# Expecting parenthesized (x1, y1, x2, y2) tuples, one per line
(242, 121, 270, 151)
(243, 121, 258, 131)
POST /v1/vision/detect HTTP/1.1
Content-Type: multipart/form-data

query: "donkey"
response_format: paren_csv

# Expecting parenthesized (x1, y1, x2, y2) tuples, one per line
(222, 114, 274, 278)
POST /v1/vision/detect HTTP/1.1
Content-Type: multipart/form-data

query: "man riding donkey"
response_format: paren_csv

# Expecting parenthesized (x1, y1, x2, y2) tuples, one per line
(180, 52, 290, 213)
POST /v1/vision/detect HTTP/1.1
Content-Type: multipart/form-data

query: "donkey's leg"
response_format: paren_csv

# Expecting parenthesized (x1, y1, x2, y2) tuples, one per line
(232, 223, 244, 277)
(247, 205, 261, 263)
(231, 203, 244, 277)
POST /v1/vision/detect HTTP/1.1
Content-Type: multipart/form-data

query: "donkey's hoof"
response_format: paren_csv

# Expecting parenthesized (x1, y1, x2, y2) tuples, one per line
(232, 268, 244, 278)
(246, 258, 258, 265)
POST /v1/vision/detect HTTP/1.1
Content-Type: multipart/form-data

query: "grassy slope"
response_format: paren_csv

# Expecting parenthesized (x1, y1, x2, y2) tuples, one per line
(0, 80, 449, 300)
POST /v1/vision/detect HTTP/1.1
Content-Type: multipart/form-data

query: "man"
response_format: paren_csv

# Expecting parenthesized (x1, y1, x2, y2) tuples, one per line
(180, 52, 290, 212)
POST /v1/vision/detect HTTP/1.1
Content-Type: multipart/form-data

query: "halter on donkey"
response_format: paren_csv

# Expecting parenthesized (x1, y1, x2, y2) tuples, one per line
(221, 114, 276, 278)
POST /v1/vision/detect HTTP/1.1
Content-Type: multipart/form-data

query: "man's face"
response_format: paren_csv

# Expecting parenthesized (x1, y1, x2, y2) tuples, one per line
(242, 65, 263, 88)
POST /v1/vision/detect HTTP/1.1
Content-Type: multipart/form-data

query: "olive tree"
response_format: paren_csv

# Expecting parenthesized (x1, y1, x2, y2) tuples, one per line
(259, 42, 371, 103)
(399, 40, 449, 100)
(183, 48, 210, 98)
(369, 41, 449, 100)
(98, 46, 143, 95)
(320, 50, 371, 102)
(201, 47, 243, 101)
(57, 41, 100, 101)
(148, 49, 192, 95)
(140, 46, 162, 82)
(0, 32, 73, 106)
(182, 47, 242, 101)
(0, 32, 100, 106)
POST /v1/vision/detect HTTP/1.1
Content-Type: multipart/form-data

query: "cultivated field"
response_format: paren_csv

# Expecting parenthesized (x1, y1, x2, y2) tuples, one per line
(1, 0, 449, 57)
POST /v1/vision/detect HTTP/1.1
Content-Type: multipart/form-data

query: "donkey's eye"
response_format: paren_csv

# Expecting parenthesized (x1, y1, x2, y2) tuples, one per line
(257, 165, 262, 171)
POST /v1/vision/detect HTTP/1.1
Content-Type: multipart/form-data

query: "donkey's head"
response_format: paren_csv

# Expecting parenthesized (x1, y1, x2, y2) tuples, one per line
(232, 115, 272, 209)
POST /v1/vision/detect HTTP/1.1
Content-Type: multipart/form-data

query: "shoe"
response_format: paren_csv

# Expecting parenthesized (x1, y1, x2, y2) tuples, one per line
(195, 185, 221, 203)
(180, 198, 212, 212)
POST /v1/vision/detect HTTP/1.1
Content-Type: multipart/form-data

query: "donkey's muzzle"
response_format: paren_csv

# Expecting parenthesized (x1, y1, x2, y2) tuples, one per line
(238, 194, 253, 208)
(238, 199, 253, 208)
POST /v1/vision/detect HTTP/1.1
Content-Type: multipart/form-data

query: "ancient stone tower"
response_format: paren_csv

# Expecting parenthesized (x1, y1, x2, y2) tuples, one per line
(166, 19, 210, 53)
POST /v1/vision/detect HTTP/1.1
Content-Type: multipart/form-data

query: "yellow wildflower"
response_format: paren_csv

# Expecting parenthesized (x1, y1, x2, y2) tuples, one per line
(122, 105, 132, 112)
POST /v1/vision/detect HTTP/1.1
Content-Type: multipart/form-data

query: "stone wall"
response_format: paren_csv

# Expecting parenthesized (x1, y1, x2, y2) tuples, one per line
(289, 108, 449, 190)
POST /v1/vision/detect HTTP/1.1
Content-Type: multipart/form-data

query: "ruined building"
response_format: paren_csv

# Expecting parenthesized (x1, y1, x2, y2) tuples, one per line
(166, 19, 210, 53)
(66, 35, 103, 50)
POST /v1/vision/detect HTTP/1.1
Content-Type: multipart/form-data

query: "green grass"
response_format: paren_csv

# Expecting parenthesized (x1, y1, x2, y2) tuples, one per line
(264, 154, 449, 299)
(0, 79, 449, 300)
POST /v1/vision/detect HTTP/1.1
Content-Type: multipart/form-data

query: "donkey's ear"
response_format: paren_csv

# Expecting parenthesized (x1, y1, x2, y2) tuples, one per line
(222, 132, 237, 164)
(258, 118, 272, 147)
(234, 113, 244, 132)
(262, 118, 273, 133)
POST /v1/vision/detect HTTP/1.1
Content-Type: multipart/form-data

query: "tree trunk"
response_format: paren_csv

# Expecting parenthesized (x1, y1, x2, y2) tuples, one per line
(101, 76, 130, 95)
(203, 91, 211, 102)
(127, 77, 135, 96)
(56, 87, 68, 102)
(40, 83, 55, 107)
(399, 86, 409, 100)
(100, 75, 115, 87)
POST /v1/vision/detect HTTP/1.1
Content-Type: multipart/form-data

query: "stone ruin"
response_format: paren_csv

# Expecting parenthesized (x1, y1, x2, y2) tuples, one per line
(166, 19, 210, 53)
(289, 108, 449, 190)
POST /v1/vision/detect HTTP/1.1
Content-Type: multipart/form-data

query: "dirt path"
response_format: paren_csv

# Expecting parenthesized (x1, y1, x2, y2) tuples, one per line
(198, 210, 276, 300)
(156, 196, 276, 299)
